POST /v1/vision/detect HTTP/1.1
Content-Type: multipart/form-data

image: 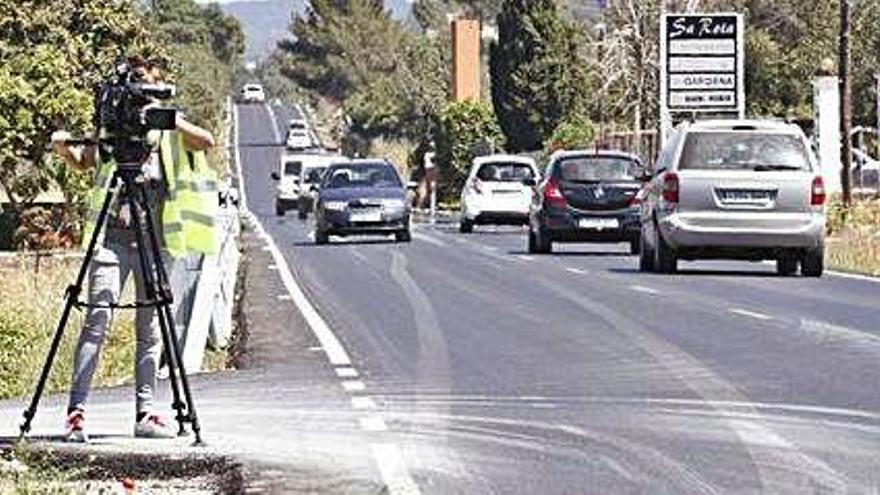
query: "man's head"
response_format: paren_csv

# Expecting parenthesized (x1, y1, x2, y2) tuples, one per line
(127, 56, 165, 84)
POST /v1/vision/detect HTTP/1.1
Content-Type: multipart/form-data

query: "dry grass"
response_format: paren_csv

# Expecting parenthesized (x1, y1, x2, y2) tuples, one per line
(0, 255, 136, 400)
(826, 197, 880, 276)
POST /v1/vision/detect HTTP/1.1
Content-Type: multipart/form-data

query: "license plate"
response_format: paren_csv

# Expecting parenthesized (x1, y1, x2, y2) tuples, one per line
(720, 190, 773, 202)
(350, 210, 382, 222)
(578, 218, 619, 230)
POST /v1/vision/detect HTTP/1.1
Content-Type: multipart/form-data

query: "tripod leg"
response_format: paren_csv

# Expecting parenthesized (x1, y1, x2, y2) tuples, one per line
(130, 185, 204, 444)
(19, 174, 120, 440)
(124, 189, 189, 436)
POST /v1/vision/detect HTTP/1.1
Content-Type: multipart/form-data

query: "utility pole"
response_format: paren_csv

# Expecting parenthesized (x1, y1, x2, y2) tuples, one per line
(839, 0, 853, 206)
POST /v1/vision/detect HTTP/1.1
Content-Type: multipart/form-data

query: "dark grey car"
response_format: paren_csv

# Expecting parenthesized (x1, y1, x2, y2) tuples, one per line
(314, 160, 411, 244)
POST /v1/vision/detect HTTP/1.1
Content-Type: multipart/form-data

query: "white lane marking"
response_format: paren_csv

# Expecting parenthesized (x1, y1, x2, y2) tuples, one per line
(483, 245, 498, 252)
(827, 269, 880, 283)
(335, 367, 359, 378)
(630, 285, 659, 295)
(371, 443, 422, 495)
(231, 102, 249, 209)
(341, 380, 366, 392)
(235, 105, 352, 366)
(267, 264, 278, 270)
(359, 415, 389, 432)
(729, 308, 773, 321)
(565, 267, 588, 275)
(350, 250, 367, 263)
(411, 231, 447, 247)
(517, 255, 535, 262)
(308, 346, 324, 352)
(799, 319, 880, 354)
(351, 396, 378, 410)
(261, 245, 272, 252)
(277, 294, 292, 301)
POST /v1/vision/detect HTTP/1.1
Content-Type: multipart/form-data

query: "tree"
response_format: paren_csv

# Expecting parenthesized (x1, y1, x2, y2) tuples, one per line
(489, 0, 591, 152)
(433, 100, 504, 199)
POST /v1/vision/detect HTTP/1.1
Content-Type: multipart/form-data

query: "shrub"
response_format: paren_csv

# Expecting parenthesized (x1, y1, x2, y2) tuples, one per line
(545, 114, 595, 153)
(433, 101, 505, 200)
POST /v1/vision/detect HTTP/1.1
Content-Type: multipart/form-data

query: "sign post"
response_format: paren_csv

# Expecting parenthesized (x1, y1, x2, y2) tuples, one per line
(660, 13, 745, 145)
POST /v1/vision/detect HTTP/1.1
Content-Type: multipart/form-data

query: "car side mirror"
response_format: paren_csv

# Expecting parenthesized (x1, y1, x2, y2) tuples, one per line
(522, 178, 537, 187)
(271, 172, 280, 181)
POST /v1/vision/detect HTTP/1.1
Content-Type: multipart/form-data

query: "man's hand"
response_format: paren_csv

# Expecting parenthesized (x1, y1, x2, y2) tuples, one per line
(176, 115, 215, 152)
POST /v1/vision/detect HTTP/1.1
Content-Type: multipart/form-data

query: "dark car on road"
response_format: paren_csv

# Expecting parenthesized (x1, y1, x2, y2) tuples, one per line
(528, 150, 645, 254)
(314, 159, 411, 244)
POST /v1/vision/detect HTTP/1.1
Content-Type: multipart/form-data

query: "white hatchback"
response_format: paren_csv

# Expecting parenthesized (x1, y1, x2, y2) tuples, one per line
(459, 155, 539, 233)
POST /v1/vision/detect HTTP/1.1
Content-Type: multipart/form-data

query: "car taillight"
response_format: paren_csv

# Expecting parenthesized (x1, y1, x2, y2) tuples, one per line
(543, 178, 567, 209)
(811, 176, 825, 205)
(662, 172, 679, 203)
(628, 191, 642, 207)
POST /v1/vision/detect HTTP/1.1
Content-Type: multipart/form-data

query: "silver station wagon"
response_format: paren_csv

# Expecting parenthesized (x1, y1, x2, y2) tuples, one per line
(639, 120, 826, 276)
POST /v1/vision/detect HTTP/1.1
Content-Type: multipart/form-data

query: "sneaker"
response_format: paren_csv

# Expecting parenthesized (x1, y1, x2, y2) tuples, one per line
(134, 414, 176, 439)
(65, 410, 89, 443)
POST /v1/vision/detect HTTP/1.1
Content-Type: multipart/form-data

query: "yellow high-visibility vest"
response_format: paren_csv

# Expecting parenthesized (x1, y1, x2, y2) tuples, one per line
(81, 131, 188, 258)
(180, 149, 218, 255)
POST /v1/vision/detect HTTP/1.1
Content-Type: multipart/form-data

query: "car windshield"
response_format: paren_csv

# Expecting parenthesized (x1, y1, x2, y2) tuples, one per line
(289, 122, 306, 130)
(558, 156, 640, 182)
(476, 162, 534, 182)
(304, 167, 326, 184)
(679, 132, 810, 171)
(283, 160, 302, 176)
(323, 163, 402, 189)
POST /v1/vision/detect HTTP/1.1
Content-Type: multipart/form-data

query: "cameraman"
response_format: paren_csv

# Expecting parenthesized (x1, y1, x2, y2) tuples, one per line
(52, 57, 214, 442)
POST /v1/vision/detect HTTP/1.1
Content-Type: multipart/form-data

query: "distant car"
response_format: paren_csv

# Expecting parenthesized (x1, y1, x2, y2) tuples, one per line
(528, 150, 645, 255)
(314, 159, 411, 244)
(296, 155, 341, 219)
(286, 119, 313, 150)
(240, 84, 265, 104)
(459, 155, 539, 233)
(639, 119, 825, 276)
(271, 152, 340, 216)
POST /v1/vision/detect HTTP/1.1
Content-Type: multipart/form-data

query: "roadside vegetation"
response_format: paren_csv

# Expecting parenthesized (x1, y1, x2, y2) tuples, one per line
(826, 198, 880, 275)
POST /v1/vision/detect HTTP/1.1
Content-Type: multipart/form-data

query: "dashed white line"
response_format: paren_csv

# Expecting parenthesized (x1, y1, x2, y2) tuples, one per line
(411, 231, 448, 247)
(729, 308, 773, 321)
(565, 267, 588, 275)
(267, 264, 278, 270)
(359, 415, 389, 432)
(351, 396, 378, 410)
(277, 294, 292, 301)
(629, 285, 659, 295)
(517, 255, 535, 262)
(335, 367, 359, 378)
(341, 380, 366, 392)
(371, 444, 422, 495)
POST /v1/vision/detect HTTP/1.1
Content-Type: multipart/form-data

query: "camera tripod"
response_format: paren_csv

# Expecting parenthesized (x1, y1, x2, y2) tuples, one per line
(18, 160, 203, 445)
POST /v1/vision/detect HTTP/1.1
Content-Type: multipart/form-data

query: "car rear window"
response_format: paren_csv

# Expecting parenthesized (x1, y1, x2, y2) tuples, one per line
(557, 156, 640, 182)
(289, 122, 306, 130)
(679, 132, 810, 171)
(323, 163, 402, 189)
(283, 161, 302, 175)
(476, 162, 535, 182)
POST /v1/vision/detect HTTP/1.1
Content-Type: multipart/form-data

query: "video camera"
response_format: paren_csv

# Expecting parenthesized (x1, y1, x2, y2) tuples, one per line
(93, 60, 178, 164)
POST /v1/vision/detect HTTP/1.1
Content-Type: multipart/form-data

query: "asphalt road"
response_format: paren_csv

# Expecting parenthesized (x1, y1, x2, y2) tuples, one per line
(238, 102, 880, 494)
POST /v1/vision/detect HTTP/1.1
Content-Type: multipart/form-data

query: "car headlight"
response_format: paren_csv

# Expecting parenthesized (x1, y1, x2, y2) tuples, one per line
(380, 198, 406, 209)
(323, 201, 347, 211)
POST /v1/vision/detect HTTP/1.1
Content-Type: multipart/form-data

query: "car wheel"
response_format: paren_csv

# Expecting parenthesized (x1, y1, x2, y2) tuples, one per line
(536, 227, 552, 254)
(298, 208, 308, 220)
(275, 202, 285, 216)
(459, 218, 473, 234)
(396, 229, 412, 243)
(639, 228, 654, 272)
(315, 229, 329, 245)
(776, 254, 798, 276)
(801, 245, 824, 277)
(654, 225, 677, 274)
(528, 229, 538, 254)
(629, 237, 640, 256)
